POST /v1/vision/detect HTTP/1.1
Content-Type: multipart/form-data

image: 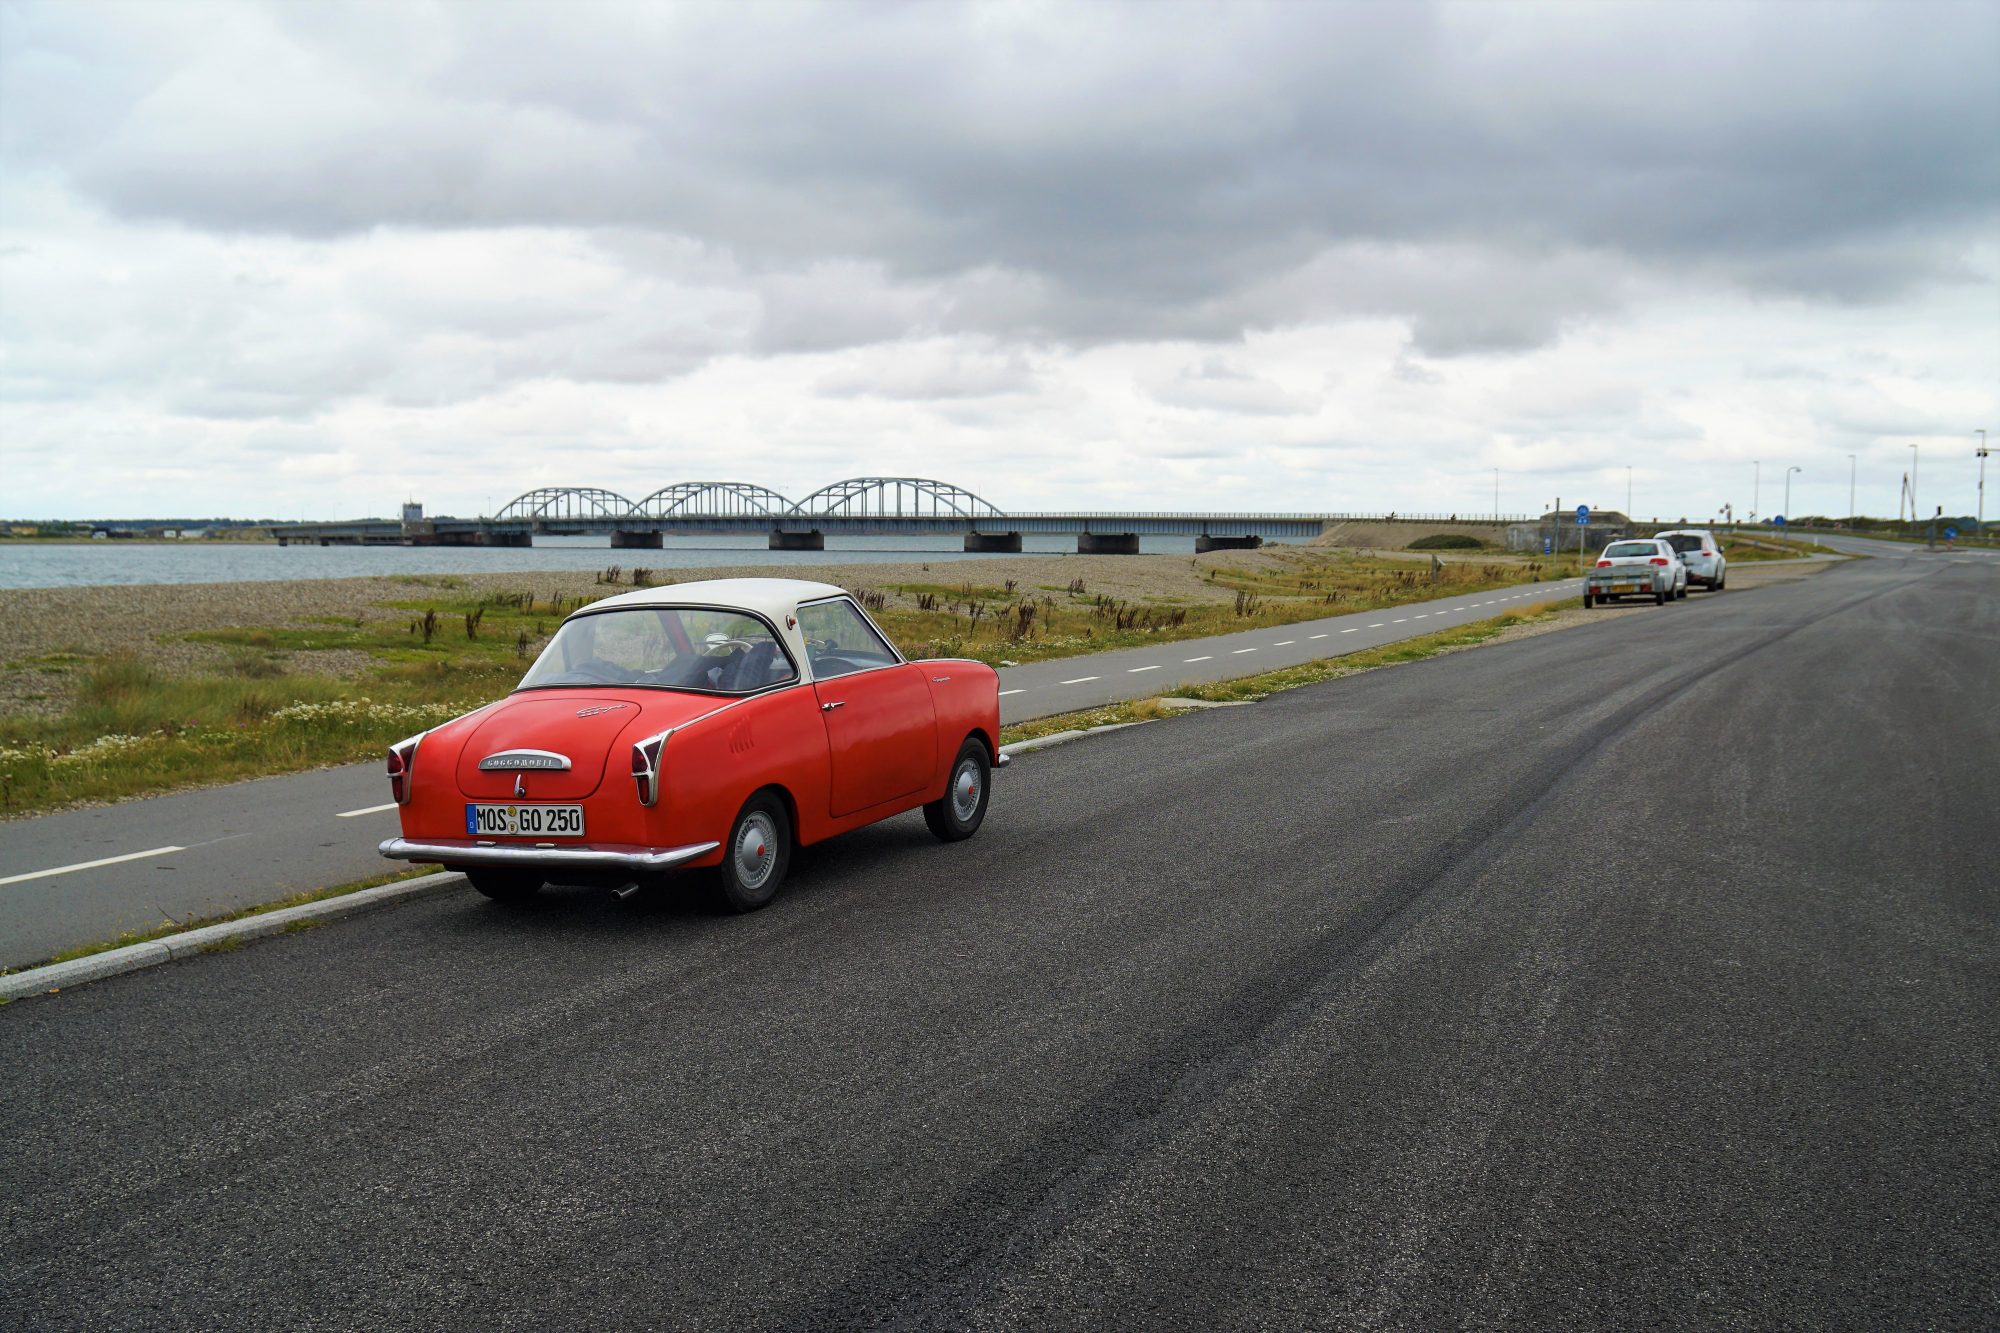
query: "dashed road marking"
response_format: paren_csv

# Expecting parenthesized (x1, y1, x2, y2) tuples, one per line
(1369, 623, 1386, 628)
(1231, 648, 1258, 654)
(1127, 665, 1160, 673)
(1060, 676, 1100, 685)
(1309, 634, 1328, 640)
(335, 803, 398, 819)
(1340, 628, 1359, 633)
(1184, 655, 1213, 663)
(999, 689, 1025, 696)
(1273, 640, 1295, 646)
(0, 846, 187, 888)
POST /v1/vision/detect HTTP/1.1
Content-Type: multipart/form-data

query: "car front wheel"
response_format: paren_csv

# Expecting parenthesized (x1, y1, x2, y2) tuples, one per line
(715, 792, 791, 913)
(924, 737, 992, 842)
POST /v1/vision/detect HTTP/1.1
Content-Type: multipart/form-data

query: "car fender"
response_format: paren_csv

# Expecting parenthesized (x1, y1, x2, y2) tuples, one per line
(918, 658, 1002, 795)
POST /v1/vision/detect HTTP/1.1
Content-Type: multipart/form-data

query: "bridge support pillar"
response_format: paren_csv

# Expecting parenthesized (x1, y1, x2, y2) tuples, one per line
(611, 530, 663, 549)
(479, 532, 531, 547)
(1195, 534, 1263, 553)
(964, 531, 1022, 553)
(770, 530, 825, 551)
(1077, 532, 1140, 555)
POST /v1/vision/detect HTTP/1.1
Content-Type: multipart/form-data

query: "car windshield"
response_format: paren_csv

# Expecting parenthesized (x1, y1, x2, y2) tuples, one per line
(518, 607, 797, 694)
(1661, 535, 1705, 553)
(1603, 542, 1660, 558)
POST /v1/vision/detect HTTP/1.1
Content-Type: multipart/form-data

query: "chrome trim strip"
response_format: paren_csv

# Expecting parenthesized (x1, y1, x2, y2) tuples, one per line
(379, 838, 722, 872)
(478, 748, 573, 772)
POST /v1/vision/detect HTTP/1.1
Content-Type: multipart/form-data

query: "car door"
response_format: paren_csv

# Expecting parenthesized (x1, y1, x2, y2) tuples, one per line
(798, 597, 938, 817)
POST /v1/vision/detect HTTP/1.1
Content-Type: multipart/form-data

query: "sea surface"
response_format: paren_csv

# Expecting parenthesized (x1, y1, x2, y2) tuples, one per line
(0, 533, 1213, 590)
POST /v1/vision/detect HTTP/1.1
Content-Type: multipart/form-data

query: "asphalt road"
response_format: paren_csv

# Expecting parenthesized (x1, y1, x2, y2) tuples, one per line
(0, 574, 1586, 967)
(2, 548, 1992, 1329)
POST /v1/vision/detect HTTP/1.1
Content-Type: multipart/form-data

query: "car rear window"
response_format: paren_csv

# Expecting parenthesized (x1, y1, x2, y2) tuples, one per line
(1603, 542, 1660, 558)
(1661, 535, 1705, 553)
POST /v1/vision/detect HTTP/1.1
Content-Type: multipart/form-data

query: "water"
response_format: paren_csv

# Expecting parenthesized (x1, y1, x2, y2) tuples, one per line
(0, 533, 1213, 590)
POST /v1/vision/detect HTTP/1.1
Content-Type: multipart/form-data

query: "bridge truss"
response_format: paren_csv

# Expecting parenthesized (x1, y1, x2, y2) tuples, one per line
(493, 487, 639, 521)
(789, 477, 1005, 520)
(630, 482, 795, 518)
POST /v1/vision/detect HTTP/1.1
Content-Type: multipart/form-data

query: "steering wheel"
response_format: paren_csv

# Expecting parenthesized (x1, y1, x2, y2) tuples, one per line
(564, 658, 628, 684)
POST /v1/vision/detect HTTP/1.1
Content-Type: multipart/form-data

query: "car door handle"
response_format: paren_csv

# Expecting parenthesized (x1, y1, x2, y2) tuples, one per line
(821, 701, 844, 712)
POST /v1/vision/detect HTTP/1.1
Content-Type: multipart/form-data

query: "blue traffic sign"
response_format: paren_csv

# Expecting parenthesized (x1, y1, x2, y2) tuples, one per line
(1773, 515, 1786, 526)
(1575, 504, 1589, 525)
(1945, 527, 1958, 539)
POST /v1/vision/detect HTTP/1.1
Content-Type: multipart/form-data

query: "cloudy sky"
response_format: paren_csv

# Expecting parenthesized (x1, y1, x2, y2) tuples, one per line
(2, 0, 1995, 522)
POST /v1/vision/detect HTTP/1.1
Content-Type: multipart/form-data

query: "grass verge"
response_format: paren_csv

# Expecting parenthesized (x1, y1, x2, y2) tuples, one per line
(0, 865, 436, 977)
(996, 600, 1568, 747)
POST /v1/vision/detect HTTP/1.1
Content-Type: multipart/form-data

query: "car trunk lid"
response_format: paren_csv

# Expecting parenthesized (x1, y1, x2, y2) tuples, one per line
(453, 691, 721, 800)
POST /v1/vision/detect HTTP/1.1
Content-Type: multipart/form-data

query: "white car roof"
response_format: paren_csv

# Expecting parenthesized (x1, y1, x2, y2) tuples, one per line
(581, 577, 851, 622)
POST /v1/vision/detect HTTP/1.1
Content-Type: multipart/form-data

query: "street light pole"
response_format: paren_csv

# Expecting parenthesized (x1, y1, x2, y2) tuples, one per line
(1847, 454, 1856, 525)
(1978, 430, 1990, 534)
(1626, 465, 1633, 519)
(1785, 466, 1801, 522)
(1493, 467, 1499, 523)
(1908, 442, 1919, 523)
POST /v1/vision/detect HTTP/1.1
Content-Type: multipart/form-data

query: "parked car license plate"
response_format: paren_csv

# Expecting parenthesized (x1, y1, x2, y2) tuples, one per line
(465, 804, 585, 837)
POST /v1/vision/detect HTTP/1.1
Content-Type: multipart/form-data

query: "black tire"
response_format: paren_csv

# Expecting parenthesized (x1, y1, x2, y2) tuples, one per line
(1583, 591, 1595, 608)
(464, 867, 544, 903)
(714, 791, 791, 913)
(924, 737, 992, 843)
(1654, 585, 1667, 605)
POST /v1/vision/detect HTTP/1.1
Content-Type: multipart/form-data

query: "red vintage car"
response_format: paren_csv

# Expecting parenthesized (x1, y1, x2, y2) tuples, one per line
(379, 578, 1004, 910)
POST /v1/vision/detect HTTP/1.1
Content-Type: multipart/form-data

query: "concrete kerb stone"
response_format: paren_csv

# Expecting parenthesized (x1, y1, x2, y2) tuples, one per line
(0, 872, 464, 1002)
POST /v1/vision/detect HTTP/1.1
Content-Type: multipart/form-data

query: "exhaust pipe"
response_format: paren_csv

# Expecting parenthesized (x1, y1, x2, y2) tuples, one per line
(610, 881, 643, 901)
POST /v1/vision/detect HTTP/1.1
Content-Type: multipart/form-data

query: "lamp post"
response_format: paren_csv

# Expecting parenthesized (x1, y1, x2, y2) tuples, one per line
(1626, 465, 1633, 519)
(1753, 460, 1760, 520)
(1908, 442, 1919, 523)
(1847, 454, 1856, 525)
(1493, 467, 1499, 523)
(1784, 466, 1801, 526)
(1978, 430, 1989, 534)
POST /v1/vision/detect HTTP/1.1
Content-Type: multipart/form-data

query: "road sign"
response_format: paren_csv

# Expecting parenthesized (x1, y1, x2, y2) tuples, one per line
(1773, 515, 1786, 526)
(1576, 504, 1589, 525)
(1945, 527, 1958, 539)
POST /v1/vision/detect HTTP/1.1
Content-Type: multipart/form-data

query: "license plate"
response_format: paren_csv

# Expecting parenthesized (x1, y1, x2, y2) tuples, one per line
(1612, 582, 1640, 592)
(465, 804, 585, 837)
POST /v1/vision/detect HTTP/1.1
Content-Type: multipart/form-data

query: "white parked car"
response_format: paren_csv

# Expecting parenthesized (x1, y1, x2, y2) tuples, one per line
(1654, 528, 1727, 591)
(1585, 538, 1688, 607)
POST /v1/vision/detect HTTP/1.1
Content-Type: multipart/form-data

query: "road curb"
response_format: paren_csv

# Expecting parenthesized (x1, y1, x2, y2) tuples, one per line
(0, 872, 464, 1002)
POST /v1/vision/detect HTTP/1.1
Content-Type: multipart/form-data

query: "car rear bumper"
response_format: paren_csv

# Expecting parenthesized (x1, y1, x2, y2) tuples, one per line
(378, 837, 722, 872)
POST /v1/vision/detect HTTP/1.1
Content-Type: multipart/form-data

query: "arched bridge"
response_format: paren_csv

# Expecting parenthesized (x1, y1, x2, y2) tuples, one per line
(273, 475, 1531, 551)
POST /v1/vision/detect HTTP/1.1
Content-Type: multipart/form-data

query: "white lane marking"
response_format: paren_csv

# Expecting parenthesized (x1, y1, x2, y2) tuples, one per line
(1231, 648, 1258, 654)
(1340, 628, 1359, 633)
(1127, 665, 1160, 673)
(1414, 614, 1430, 619)
(1309, 634, 1329, 640)
(335, 802, 398, 819)
(1392, 618, 1409, 624)
(1060, 676, 1100, 685)
(1184, 655, 1213, 663)
(0, 845, 187, 888)
(1369, 623, 1385, 628)
(1273, 640, 1295, 646)
(999, 689, 1025, 696)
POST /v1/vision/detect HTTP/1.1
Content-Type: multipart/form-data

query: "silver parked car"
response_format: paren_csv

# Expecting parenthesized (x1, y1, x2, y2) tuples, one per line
(1585, 538, 1688, 607)
(1653, 528, 1727, 591)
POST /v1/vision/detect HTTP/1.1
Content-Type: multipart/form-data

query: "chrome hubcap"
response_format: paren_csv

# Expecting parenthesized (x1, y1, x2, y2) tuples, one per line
(734, 812, 777, 889)
(951, 759, 982, 821)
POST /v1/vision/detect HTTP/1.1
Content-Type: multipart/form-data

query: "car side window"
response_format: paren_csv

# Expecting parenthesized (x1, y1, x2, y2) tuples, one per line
(797, 598, 901, 680)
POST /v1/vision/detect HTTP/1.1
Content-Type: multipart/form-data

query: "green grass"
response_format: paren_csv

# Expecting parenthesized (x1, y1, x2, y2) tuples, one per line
(2, 866, 435, 976)
(0, 554, 1559, 818)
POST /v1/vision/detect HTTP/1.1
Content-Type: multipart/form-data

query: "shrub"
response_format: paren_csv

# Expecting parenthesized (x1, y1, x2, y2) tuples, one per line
(1408, 534, 1484, 551)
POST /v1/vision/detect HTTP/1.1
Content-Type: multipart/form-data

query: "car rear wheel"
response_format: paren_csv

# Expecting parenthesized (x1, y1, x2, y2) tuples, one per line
(1583, 591, 1594, 608)
(924, 737, 992, 842)
(464, 867, 544, 903)
(1654, 585, 1667, 605)
(715, 791, 791, 913)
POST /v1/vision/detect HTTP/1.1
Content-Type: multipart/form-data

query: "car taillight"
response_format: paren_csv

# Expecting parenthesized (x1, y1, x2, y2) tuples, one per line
(1649, 557, 1669, 565)
(632, 732, 668, 808)
(386, 732, 423, 805)
(1596, 559, 1611, 567)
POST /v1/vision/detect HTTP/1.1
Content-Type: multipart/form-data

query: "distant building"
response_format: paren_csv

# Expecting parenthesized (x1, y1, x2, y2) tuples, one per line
(401, 502, 425, 523)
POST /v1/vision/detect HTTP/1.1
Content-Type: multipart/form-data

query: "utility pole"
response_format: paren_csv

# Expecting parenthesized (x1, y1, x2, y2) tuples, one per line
(1785, 466, 1801, 522)
(1753, 460, 1760, 520)
(1847, 454, 1856, 525)
(1493, 467, 1499, 523)
(1626, 466, 1633, 519)
(1909, 442, 1919, 523)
